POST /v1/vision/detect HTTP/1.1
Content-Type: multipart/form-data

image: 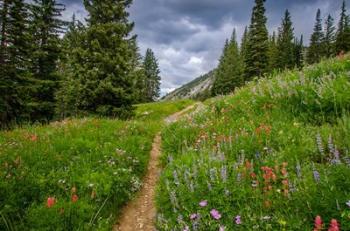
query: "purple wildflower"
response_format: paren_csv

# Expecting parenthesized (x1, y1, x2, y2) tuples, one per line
(190, 213, 198, 220)
(210, 209, 221, 220)
(199, 200, 207, 207)
(221, 166, 227, 182)
(295, 163, 302, 178)
(316, 133, 324, 155)
(313, 170, 320, 183)
(235, 215, 242, 225)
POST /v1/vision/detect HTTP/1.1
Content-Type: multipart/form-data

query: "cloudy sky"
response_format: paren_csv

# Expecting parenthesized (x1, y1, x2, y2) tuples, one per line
(59, 0, 347, 95)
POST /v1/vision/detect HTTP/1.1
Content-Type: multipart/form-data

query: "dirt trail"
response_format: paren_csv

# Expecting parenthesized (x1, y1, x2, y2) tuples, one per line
(113, 103, 202, 231)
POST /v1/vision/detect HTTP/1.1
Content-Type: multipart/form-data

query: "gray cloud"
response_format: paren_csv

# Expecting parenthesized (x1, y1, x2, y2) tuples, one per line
(58, 0, 348, 95)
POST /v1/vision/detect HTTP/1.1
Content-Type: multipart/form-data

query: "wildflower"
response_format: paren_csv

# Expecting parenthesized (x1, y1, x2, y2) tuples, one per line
(219, 226, 225, 231)
(346, 200, 350, 208)
(328, 219, 340, 231)
(47, 197, 56, 208)
(30, 134, 38, 142)
(314, 215, 323, 230)
(220, 166, 227, 182)
(313, 170, 320, 183)
(71, 186, 77, 194)
(316, 133, 324, 155)
(71, 194, 78, 203)
(190, 213, 198, 220)
(210, 209, 221, 220)
(183, 226, 189, 231)
(235, 215, 242, 225)
(295, 163, 302, 178)
(199, 200, 207, 207)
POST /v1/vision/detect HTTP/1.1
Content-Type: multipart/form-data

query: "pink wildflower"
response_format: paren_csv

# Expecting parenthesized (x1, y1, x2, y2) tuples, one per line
(210, 209, 221, 220)
(199, 200, 207, 207)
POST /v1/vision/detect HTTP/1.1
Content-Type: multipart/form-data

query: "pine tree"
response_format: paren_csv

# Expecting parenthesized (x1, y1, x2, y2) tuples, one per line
(212, 29, 243, 96)
(244, 0, 269, 80)
(29, 0, 66, 122)
(61, 0, 136, 118)
(307, 9, 324, 64)
(55, 15, 85, 118)
(0, 0, 31, 127)
(240, 26, 249, 64)
(323, 14, 336, 57)
(267, 31, 279, 72)
(294, 35, 304, 69)
(336, 0, 350, 53)
(143, 48, 161, 102)
(276, 10, 295, 69)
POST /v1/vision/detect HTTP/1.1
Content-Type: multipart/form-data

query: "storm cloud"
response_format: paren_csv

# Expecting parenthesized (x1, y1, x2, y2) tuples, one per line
(59, 0, 348, 95)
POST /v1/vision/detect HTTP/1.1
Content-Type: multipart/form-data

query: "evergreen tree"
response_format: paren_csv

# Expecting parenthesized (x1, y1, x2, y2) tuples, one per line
(244, 0, 269, 80)
(212, 29, 243, 96)
(267, 31, 279, 72)
(307, 9, 324, 64)
(60, 0, 136, 118)
(336, 0, 350, 53)
(240, 26, 249, 64)
(29, 0, 65, 122)
(323, 14, 336, 57)
(276, 10, 295, 69)
(143, 48, 161, 102)
(294, 35, 304, 69)
(0, 0, 31, 127)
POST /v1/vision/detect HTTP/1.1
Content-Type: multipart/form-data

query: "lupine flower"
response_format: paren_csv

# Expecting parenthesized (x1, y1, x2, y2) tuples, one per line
(220, 166, 227, 182)
(173, 170, 180, 186)
(47, 197, 56, 208)
(328, 219, 340, 231)
(316, 133, 324, 155)
(313, 170, 320, 183)
(199, 200, 207, 207)
(314, 215, 323, 230)
(235, 215, 242, 225)
(210, 209, 221, 220)
(295, 163, 302, 178)
(71, 194, 79, 203)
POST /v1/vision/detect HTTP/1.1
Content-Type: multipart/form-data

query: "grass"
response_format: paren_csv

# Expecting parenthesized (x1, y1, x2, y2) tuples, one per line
(0, 99, 193, 230)
(156, 56, 350, 230)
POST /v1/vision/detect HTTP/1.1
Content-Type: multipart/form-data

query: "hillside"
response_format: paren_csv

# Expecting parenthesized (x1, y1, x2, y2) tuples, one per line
(162, 70, 216, 101)
(157, 55, 350, 230)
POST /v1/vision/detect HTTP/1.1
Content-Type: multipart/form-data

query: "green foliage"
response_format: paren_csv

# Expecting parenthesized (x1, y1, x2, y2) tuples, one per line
(29, 0, 66, 122)
(244, 0, 269, 80)
(157, 55, 350, 230)
(212, 30, 243, 96)
(336, 0, 350, 54)
(276, 10, 295, 70)
(0, 99, 194, 230)
(323, 14, 336, 58)
(56, 0, 136, 119)
(307, 9, 324, 64)
(143, 48, 161, 102)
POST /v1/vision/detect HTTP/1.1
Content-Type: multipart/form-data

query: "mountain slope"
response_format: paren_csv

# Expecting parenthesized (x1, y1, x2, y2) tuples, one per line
(162, 70, 216, 101)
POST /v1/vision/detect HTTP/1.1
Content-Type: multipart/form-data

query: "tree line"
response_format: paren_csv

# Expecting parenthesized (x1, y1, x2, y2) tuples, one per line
(0, 0, 161, 128)
(212, 0, 350, 96)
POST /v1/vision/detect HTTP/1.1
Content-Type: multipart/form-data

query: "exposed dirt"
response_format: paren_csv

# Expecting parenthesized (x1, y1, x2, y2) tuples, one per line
(113, 103, 202, 231)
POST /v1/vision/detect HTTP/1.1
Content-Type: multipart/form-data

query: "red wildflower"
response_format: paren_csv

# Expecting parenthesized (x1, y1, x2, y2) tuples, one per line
(314, 215, 323, 231)
(71, 194, 78, 203)
(47, 197, 56, 208)
(328, 219, 340, 231)
(250, 172, 257, 179)
(30, 134, 38, 142)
